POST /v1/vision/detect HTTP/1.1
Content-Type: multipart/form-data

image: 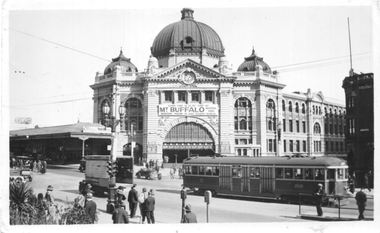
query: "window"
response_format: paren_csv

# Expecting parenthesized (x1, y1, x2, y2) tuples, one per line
(205, 91, 213, 102)
(296, 120, 299, 132)
(124, 98, 143, 131)
(314, 123, 321, 134)
(232, 166, 242, 177)
(268, 139, 273, 152)
(240, 139, 247, 144)
(178, 91, 186, 102)
(282, 100, 286, 111)
(289, 120, 293, 132)
(191, 166, 198, 175)
(302, 140, 306, 152)
(325, 122, 328, 134)
(191, 92, 199, 102)
(288, 101, 292, 112)
(326, 141, 329, 152)
(337, 169, 344, 179)
(235, 139, 238, 145)
(235, 97, 252, 131)
(289, 140, 293, 152)
(237, 149, 241, 156)
(283, 119, 286, 132)
(185, 166, 191, 174)
(295, 103, 299, 113)
(302, 121, 306, 133)
(283, 140, 287, 152)
(239, 119, 247, 130)
(199, 166, 205, 175)
(212, 167, 219, 176)
(243, 149, 247, 156)
(296, 140, 300, 152)
(295, 168, 304, 179)
(285, 168, 293, 179)
(250, 167, 260, 178)
(302, 103, 305, 114)
(327, 169, 335, 179)
(164, 91, 173, 102)
(205, 166, 212, 175)
(305, 168, 313, 180)
(315, 169, 324, 180)
(275, 168, 284, 178)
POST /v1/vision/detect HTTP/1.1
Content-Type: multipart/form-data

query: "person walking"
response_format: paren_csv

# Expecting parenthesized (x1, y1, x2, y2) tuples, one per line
(37, 160, 42, 173)
(355, 189, 367, 220)
(28, 188, 37, 206)
(112, 202, 129, 224)
(145, 190, 155, 224)
(84, 193, 97, 224)
(362, 171, 371, 192)
(36, 193, 48, 221)
(33, 160, 37, 172)
(313, 183, 325, 217)
(45, 185, 56, 218)
(182, 204, 197, 223)
(138, 187, 148, 223)
(116, 186, 127, 209)
(127, 183, 139, 218)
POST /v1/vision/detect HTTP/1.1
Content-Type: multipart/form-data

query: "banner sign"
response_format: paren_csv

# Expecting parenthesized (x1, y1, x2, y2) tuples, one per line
(158, 104, 218, 116)
(15, 117, 32, 124)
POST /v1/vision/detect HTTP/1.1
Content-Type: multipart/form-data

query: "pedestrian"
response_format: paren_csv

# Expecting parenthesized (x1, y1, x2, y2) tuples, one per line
(145, 190, 155, 224)
(37, 160, 42, 173)
(112, 202, 129, 224)
(362, 171, 371, 192)
(45, 185, 56, 217)
(40, 160, 47, 174)
(33, 160, 37, 172)
(36, 193, 48, 222)
(127, 183, 139, 218)
(348, 174, 355, 194)
(28, 188, 37, 206)
(116, 186, 127, 209)
(355, 189, 367, 220)
(178, 166, 183, 179)
(313, 183, 325, 216)
(84, 193, 97, 224)
(182, 204, 197, 223)
(74, 191, 86, 209)
(170, 167, 174, 179)
(138, 187, 148, 223)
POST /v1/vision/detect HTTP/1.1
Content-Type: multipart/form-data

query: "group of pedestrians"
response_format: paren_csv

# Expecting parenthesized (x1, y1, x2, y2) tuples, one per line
(112, 183, 156, 224)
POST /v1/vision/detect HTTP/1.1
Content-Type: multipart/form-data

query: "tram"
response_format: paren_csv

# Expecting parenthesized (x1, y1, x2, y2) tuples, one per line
(182, 156, 349, 203)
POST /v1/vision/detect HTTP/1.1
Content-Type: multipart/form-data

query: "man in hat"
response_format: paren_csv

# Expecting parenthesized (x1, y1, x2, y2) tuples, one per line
(45, 185, 55, 205)
(112, 202, 129, 224)
(138, 187, 148, 223)
(355, 188, 367, 220)
(145, 190, 155, 224)
(313, 183, 325, 216)
(85, 193, 97, 224)
(127, 183, 139, 218)
(182, 204, 197, 223)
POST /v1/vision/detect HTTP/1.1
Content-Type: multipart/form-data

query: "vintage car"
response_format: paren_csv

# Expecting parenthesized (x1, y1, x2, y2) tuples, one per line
(10, 168, 33, 182)
(135, 168, 162, 180)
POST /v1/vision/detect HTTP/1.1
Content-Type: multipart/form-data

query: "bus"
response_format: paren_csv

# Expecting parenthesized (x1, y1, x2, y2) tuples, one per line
(182, 156, 349, 203)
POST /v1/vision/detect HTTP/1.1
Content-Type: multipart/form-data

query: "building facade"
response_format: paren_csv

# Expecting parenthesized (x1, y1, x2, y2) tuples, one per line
(90, 8, 345, 164)
(342, 72, 374, 187)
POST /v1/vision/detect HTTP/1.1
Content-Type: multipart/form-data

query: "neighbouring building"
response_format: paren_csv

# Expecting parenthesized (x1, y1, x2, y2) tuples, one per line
(342, 71, 374, 188)
(90, 8, 346, 164)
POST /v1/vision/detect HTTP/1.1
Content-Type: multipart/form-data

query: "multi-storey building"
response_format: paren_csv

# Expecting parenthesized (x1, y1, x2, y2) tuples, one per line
(342, 72, 374, 187)
(90, 8, 345, 164)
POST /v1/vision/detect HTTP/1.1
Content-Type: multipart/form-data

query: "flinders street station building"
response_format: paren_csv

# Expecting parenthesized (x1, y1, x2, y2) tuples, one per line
(89, 8, 345, 164)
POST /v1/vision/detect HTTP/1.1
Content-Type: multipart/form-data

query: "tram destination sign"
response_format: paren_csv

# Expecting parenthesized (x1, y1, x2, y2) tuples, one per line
(158, 104, 218, 116)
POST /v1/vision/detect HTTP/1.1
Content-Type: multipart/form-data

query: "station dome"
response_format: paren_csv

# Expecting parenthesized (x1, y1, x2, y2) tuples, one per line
(237, 48, 272, 73)
(151, 8, 225, 58)
(104, 50, 138, 75)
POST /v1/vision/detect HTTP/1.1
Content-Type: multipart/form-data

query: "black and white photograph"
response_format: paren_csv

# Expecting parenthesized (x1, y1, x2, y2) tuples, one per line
(1, 0, 379, 232)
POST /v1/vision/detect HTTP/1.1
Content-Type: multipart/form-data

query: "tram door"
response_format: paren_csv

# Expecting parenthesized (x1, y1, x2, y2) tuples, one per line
(242, 165, 250, 192)
(260, 166, 274, 193)
(219, 165, 232, 191)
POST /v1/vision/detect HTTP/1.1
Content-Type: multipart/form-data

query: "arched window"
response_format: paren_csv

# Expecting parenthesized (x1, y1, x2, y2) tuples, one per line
(288, 101, 292, 112)
(302, 103, 306, 114)
(314, 123, 321, 134)
(282, 100, 286, 111)
(235, 97, 252, 131)
(124, 98, 143, 131)
(295, 102, 299, 113)
(266, 99, 276, 131)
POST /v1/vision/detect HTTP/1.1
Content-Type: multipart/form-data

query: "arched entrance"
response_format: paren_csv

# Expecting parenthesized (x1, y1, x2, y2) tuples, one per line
(162, 122, 215, 163)
(123, 143, 143, 165)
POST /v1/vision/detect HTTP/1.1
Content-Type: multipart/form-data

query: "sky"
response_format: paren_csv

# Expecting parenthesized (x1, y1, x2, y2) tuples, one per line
(2, 0, 378, 131)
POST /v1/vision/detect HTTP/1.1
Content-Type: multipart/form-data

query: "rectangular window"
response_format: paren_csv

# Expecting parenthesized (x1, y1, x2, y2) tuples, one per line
(212, 167, 219, 176)
(235, 139, 238, 145)
(302, 140, 306, 152)
(289, 120, 293, 132)
(315, 168, 324, 180)
(191, 166, 198, 175)
(205, 91, 213, 102)
(275, 168, 284, 178)
(164, 91, 172, 102)
(289, 140, 293, 152)
(240, 139, 247, 144)
(268, 139, 273, 152)
(296, 120, 300, 132)
(305, 168, 313, 180)
(185, 166, 191, 174)
(283, 119, 286, 132)
(325, 141, 329, 152)
(199, 166, 205, 175)
(205, 166, 212, 175)
(191, 92, 199, 102)
(327, 169, 335, 179)
(249, 167, 260, 178)
(232, 166, 242, 177)
(302, 121, 306, 133)
(178, 91, 186, 102)
(294, 168, 304, 179)
(283, 140, 287, 152)
(296, 140, 300, 152)
(285, 168, 293, 179)
(243, 149, 247, 156)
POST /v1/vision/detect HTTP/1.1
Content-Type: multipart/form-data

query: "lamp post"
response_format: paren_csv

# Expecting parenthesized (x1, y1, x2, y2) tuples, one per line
(128, 124, 136, 164)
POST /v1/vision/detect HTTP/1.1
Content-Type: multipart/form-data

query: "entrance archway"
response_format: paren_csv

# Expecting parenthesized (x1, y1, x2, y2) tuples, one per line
(162, 122, 215, 163)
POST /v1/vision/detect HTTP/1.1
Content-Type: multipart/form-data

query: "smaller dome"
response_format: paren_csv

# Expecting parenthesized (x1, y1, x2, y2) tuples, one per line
(104, 50, 138, 75)
(237, 47, 271, 73)
(147, 55, 159, 69)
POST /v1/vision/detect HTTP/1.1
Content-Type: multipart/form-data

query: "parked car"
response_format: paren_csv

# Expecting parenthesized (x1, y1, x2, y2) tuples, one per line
(135, 168, 162, 180)
(10, 168, 33, 182)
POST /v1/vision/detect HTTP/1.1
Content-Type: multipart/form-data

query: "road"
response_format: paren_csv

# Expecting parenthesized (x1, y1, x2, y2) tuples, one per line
(26, 165, 374, 224)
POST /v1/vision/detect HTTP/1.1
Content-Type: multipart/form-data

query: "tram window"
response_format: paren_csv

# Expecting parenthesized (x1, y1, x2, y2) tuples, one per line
(185, 166, 191, 174)
(249, 167, 260, 178)
(315, 169, 324, 180)
(191, 166, 198, 175)
(232, 168, 237, 177)
(304, 168, 313, 180)
(337, 169, 344, 179)
(285, 168, 293, 179)
(344, 168, 348, 179)
(199, 166, 205, 175)
(212, 167, 219, 176)
(294, 168, 304, 179)
(275, 168, 284, 179)
(232, 166, 242, 177)
(205, 167, 212, 176)
(327, 169, 335, 179)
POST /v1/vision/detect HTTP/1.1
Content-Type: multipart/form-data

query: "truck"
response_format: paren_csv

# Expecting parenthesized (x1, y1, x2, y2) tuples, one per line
(79, 155, 134, 196)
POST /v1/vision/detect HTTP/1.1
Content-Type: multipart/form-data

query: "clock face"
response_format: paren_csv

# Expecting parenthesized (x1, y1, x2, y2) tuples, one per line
(181, 72, 196, 85)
